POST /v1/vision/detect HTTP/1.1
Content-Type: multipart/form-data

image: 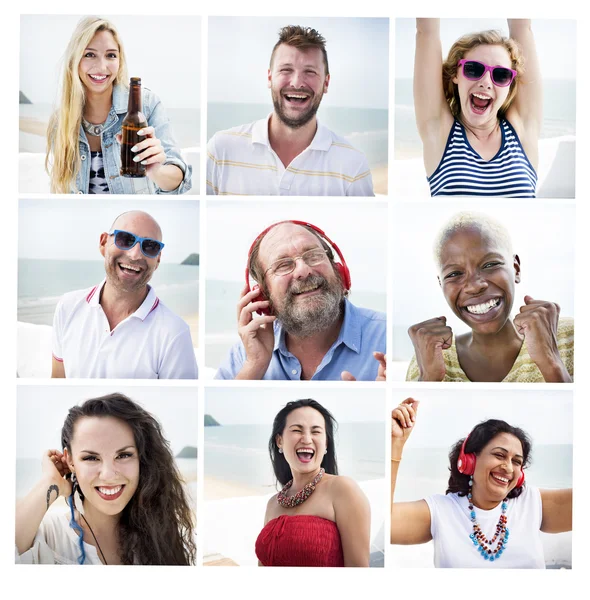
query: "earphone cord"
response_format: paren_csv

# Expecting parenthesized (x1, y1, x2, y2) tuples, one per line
(79, 513, 108, 565)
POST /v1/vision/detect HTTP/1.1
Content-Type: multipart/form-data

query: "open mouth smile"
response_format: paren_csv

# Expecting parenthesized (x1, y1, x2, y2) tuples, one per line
(465, 298, 500, 315)
(282, 90, 312, 106)
(470, 92, 493, 115)
(118, 262, 143, 276)
(296, 448, 315, 463)
(461, 297, 503, 322)
(95, 485, 125, 501)
(88, 74, 110, 83)
(490, 472, 511, 486)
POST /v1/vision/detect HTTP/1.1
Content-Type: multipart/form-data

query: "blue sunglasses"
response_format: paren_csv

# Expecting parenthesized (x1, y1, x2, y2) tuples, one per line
(109, 230, 165, 258)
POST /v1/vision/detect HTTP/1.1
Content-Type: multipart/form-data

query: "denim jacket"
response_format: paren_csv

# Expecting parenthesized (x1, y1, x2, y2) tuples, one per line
(73, 84, 192, 194)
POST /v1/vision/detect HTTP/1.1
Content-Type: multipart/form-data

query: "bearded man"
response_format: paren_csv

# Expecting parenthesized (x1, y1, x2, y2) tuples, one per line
(51, 210, 198, 379)
(206, 25, 374, 196)
(215, 221, 386, 380)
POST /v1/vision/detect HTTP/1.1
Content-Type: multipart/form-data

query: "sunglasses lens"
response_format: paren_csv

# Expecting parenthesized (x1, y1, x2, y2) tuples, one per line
(492, 67, 513, 86)
(463, 61, 485, 80)
(141, 239, 162, 257)
(115, 231, 136, 249)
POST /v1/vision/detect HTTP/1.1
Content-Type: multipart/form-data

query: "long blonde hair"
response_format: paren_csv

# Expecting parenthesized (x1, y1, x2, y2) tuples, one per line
(46, 17, 129, 193)
(442, 30, 524, 120)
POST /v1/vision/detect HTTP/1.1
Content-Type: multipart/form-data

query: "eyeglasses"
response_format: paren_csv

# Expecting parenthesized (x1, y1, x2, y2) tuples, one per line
(264, 248, 328, 277)
(109, 230, 165, 258)
(457, 60, 517, 87)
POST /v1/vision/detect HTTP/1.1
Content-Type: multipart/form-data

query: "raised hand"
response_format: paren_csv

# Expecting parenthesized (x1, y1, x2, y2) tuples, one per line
(513, 295, 570, 382)
(235, 284, 277, 380)
(408, 317, 452, 381)
(340, 351, 387, 382)
(42, 450, 72, 501)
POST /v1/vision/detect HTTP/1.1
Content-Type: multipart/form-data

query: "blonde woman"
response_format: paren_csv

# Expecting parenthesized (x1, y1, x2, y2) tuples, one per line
(414, 19, 541, 197)
(46, 16, 191, 195)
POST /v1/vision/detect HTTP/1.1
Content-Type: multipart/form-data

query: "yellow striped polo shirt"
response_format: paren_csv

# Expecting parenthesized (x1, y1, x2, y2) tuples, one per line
(206, 114, 374, 196)
(406, 317, 574, 383)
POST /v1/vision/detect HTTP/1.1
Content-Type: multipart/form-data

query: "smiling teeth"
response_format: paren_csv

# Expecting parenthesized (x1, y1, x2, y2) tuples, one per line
(98, 486, 122, 495)
(295, 284, 319, 294)
(120, 263, 141, 272)
(491, 474, 509, 484)
(286, 94, 308, 99)
(296, 448, 314, 455)
(472, 93, 491, 100)
(90, 74, 107, 81)
(466, 299, 499, 314)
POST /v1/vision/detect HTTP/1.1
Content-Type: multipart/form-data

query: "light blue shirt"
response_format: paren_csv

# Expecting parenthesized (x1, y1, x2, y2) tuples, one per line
(215, 299, 386, 380)
(72, 84, 192, 195)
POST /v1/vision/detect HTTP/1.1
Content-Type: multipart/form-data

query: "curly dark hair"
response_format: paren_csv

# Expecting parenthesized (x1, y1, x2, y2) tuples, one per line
(446, 419, 532, 500)
(268, 399, 338, 486)
(61, 393, 196, 565)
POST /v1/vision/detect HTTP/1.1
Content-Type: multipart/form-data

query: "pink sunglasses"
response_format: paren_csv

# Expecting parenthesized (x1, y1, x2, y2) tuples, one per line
(457, 59, 517, 87)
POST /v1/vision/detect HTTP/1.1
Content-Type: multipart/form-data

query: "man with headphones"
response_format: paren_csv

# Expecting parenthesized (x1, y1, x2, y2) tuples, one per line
(206, 25, 374, 197)
(215, 220, 386, 380)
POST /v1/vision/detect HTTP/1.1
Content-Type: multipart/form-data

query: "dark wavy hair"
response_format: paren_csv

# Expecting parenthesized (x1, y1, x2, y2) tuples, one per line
(268, 399, 338, 486)
(446, 419, 532, 500)
(61, 393, 196, 565)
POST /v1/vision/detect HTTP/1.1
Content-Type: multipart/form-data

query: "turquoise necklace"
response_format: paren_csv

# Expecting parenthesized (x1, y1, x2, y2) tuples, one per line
(467, 478, 510, 562)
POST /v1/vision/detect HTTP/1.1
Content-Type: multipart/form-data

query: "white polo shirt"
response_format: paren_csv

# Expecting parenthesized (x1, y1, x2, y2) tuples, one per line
(206, 115, 374, 196)
(52, 280, 198, 379)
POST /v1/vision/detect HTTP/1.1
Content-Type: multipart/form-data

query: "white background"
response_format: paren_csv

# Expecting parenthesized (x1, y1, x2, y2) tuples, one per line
(4, 1, 588, 599)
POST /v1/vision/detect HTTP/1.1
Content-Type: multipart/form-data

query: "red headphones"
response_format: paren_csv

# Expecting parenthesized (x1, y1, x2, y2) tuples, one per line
(457, 433, 525, 488)
(245, 220, 351, 316)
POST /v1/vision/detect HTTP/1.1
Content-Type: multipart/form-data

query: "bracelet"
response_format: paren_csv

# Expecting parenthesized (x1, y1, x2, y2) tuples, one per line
(391, 456, 402, 462)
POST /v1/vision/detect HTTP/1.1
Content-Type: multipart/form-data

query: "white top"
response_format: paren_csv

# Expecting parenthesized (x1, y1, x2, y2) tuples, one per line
(206, 115, 374, 196)
(425, 485, 545, 568)
(16, 510, 102, 565)
(52, 280, 198, 379)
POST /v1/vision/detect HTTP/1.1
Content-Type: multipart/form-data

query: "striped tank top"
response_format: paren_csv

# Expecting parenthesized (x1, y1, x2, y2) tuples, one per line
(428, 119, 537, 197)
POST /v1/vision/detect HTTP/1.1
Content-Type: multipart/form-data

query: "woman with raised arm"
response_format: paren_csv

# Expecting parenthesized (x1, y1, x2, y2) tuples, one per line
(406, 211, 573, 382)
(414, 19, 541, 197)
(255, 399, 371, 567)
(46, 16, 191, 194)
(15, 393, 196, 565)
(390, 398, 572, 568)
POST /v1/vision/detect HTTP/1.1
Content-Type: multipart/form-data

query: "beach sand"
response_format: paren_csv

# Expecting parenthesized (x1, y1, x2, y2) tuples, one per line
(183, 313, 199, 350)
(371, 166, 388, 196)
(204, 476, 274, 501)
(20, 116, 48, 137)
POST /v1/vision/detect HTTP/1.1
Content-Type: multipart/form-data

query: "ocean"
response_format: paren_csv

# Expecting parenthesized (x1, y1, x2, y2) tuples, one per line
(18, 259, 199, 326)
(204, 421, 385, 493)
(394, 78, 576, 158)
(19, 104, 199, 152)
(207, 102, 389, 170)
(205, 280, 387, 369)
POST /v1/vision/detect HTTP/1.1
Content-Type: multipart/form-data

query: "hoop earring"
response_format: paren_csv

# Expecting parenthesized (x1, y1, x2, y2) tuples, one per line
(71, 472, 85, 501)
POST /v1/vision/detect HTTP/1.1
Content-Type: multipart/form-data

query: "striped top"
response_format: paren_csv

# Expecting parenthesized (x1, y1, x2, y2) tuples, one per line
(206, 114, 374, 196)
(406, 317, 574, 383)
(428, 119, 537, 197)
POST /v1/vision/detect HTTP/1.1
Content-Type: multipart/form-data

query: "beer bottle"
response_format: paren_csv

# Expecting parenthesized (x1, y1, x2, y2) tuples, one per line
(120, 77, 149, 177)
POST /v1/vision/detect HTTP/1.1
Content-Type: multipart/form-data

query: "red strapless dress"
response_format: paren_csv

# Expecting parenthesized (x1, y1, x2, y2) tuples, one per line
(255, 514, 344, 567)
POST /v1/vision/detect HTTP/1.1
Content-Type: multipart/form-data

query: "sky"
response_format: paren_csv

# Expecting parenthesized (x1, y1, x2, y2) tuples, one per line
(395, 18, 576, 80)
(16, 384, 198, 459)
(206, 200, 387, 292)
(205, 387, 384, 425)
(18, 199, 200, 263)
(19, 14, 201, 109)
(391, 201, 575, 357)
(208, 17, 389, 109)
(394, 388, 573, 447)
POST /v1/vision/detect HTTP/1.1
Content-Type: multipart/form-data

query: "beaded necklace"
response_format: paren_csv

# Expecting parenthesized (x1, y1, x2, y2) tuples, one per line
(277, 468, 325, 508)
(467, 478, 510, 562)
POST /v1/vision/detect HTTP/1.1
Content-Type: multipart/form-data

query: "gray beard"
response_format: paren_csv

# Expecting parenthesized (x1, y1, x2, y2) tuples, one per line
(273, 274, 344, 338)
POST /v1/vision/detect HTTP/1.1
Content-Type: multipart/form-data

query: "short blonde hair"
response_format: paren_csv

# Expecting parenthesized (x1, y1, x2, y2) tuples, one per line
(433, 211, 513, 268)
(442, 30, 524, 119)
(46, 16, 129, 193)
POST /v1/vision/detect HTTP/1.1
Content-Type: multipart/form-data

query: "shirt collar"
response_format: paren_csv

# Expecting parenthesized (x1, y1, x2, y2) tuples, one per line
(274, 298, 361, 355)
(252, 113, 332, 152)
(88, 279, 159, 322)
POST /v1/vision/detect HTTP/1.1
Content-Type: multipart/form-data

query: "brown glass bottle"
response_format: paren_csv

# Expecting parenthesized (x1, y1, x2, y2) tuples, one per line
(120, 77, 149, 177)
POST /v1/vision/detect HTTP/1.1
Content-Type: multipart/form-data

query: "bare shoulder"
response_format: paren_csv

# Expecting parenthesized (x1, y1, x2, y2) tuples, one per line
(263, 494, 279, 524)
(329, 476, 368, 506)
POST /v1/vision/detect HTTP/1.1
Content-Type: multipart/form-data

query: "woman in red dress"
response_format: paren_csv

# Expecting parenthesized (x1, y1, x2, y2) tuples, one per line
(255, 399, 370, 567)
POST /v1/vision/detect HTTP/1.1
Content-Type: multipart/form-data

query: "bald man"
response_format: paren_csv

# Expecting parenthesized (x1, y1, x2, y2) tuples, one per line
(51, 211, 198, 379)
(216, 221, 385, 381)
